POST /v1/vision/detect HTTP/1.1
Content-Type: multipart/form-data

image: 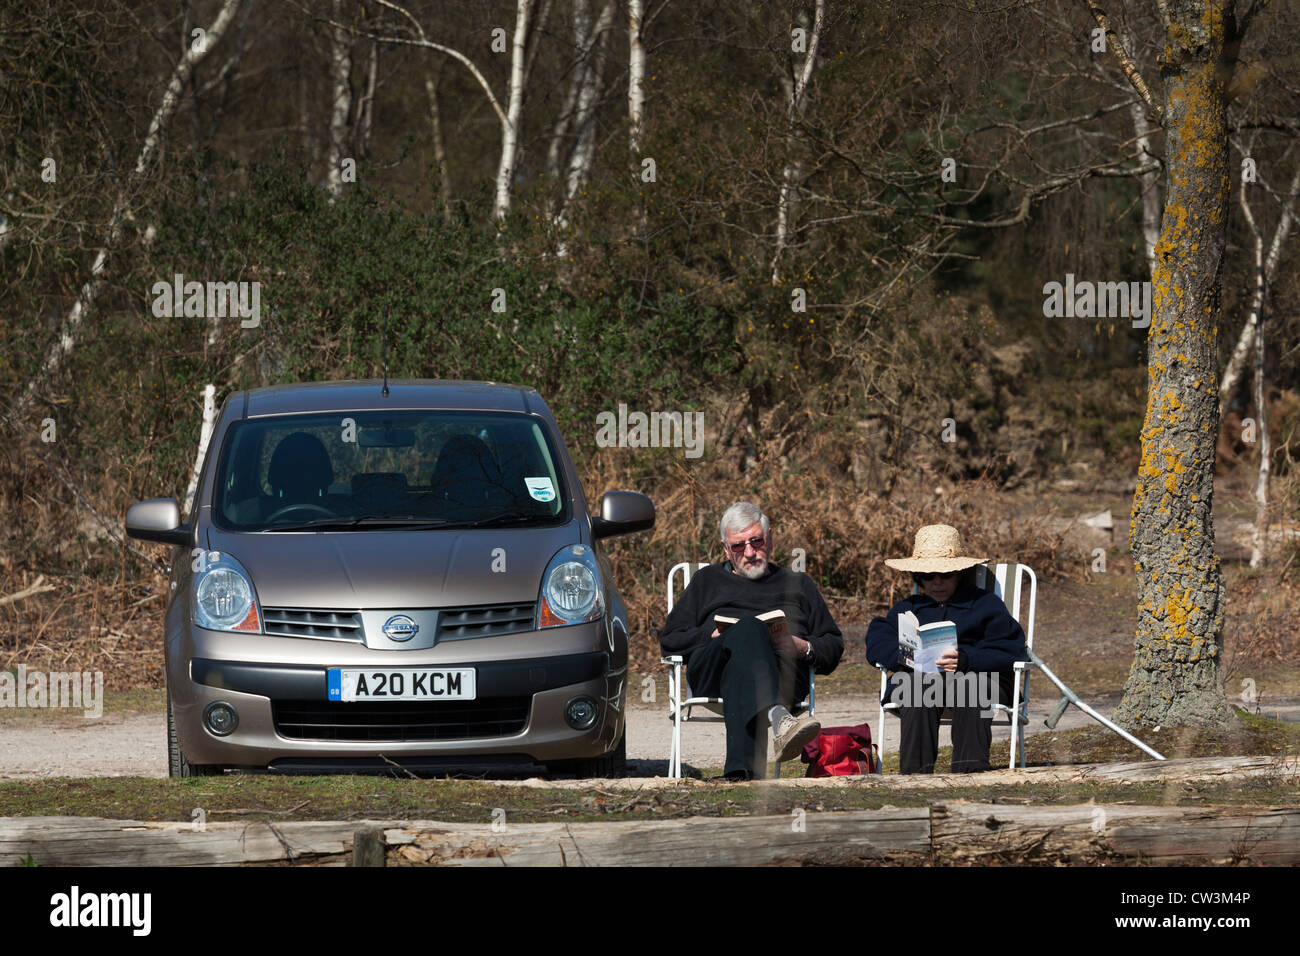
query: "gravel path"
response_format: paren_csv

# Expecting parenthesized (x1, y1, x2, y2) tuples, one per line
(12, 690, 1290, 780)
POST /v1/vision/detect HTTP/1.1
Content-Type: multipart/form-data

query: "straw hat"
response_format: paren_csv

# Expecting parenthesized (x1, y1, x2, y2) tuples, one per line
(884, 524, 987, 573)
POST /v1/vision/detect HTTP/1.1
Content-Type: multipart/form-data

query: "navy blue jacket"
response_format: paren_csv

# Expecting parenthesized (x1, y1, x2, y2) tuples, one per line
(864, 582, 1027, 677)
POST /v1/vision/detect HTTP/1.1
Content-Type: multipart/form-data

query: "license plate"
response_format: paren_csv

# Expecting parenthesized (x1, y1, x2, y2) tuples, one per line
(327, 668, 476, 702)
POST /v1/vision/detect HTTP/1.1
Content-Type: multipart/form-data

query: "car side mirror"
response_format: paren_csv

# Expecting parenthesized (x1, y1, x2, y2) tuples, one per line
(591, 491, 655, 539)
(125, 498, 193, 547)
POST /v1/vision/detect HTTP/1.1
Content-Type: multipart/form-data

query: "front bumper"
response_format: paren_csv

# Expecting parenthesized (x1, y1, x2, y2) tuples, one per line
(169, 621, 626, 767)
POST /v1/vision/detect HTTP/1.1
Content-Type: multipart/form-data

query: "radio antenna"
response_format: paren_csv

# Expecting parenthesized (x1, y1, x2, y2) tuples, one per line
(381, 313, 389, 397)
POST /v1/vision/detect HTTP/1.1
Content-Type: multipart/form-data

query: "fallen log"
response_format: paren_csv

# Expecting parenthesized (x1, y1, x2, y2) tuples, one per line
(385, 809, 931, 866)
(932, 802, 1300, 865)
(3, 799, 1297, 866)
(0, 810, 930, 866)
(0, 816, 359, 867)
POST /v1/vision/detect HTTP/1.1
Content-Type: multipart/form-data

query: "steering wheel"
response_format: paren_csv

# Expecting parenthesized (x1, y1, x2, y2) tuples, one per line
(266, 502, 335, 523)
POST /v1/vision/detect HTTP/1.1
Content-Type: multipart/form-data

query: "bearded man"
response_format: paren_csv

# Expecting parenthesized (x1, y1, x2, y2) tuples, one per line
(659, 501, 843, 779)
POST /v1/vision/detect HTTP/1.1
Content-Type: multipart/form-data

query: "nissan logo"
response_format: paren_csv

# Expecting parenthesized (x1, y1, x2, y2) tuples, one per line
(382, 615, 420, 642)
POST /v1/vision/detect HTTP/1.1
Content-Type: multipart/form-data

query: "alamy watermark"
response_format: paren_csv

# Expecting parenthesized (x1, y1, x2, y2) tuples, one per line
(0, 666, 103, 718)
(595, 403, 704, 458)
(49, 886, 151, 936)
(150, 272, 261, 328)
(887, 670, 999, 718)
(1042, 273, 1151, 329)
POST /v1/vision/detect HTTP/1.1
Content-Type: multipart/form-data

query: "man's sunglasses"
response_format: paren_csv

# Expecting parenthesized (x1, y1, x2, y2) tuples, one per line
(915, 570, 960, 582)
(726, 535, 768, 555)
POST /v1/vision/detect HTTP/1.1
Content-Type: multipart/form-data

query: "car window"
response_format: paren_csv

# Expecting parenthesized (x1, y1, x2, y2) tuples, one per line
(212, 410, 568, 531)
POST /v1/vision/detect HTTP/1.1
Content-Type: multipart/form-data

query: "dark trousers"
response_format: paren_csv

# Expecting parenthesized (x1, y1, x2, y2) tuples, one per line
(894, 671, 1012, 774)
(685, 617, 803, 779)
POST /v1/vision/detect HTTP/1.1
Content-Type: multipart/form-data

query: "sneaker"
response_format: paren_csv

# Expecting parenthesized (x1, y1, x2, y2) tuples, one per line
(772, 712, 821, 763)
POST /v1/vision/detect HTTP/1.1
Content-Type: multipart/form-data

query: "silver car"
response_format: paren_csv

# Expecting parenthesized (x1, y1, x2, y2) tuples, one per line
(125, 380, 654, 777)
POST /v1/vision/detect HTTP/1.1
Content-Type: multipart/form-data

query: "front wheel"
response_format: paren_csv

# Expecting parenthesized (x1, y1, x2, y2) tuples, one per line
(546, 732, 626, 779)
(167, 692, 223, 778)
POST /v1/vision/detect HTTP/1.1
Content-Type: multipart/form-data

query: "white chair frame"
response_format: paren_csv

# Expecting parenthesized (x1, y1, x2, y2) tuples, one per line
(873, 562, 1035, 772)
(661, 561, 816, 779)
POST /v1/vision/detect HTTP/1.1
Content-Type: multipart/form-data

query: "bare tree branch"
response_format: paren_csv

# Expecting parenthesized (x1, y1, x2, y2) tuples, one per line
(1084, 0, 1164, 125)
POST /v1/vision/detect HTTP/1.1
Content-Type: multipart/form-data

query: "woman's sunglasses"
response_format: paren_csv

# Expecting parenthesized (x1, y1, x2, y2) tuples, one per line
(914, 570, 960, 582)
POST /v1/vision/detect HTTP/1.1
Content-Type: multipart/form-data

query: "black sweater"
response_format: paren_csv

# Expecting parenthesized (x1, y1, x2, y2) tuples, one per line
(864, 582, 1027, 677)
(658, 561, 844, 674)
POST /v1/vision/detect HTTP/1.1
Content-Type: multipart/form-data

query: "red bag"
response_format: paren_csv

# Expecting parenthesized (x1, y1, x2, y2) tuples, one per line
(800, 723, 879, 776)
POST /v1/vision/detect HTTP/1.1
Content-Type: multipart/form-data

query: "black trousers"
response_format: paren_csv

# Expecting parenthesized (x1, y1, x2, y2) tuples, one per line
(893, 671, 1013, 774)
(685, 617, 804, 779)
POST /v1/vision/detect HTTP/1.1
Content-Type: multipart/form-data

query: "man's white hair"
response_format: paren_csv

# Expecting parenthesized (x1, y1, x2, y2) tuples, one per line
(719, 501, 770, 542)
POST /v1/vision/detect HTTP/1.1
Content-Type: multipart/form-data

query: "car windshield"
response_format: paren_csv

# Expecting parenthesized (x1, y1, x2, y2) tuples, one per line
(211, 410, 568, 532)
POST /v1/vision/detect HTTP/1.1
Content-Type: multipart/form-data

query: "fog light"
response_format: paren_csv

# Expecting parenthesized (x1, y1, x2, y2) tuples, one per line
(204, 702, 238, 736)
(564, 696, 598, 730)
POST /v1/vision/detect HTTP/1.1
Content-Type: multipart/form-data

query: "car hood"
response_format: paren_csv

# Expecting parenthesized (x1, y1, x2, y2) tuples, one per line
(202, 522, 583, 609)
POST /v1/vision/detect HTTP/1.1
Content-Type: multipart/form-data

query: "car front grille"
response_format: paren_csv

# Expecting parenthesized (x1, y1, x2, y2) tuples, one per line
(261, 602, 537, 643)
(435, 602, 536, 641)
(263, 607, 365, 642)
(272, 698, 531, 741)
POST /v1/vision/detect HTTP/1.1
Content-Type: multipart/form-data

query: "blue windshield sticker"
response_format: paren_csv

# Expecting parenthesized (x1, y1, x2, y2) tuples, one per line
(525, 477, 556, 502)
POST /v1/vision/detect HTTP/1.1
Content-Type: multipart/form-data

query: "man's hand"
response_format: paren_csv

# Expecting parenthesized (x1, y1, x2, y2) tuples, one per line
(710, 626, 721, 639)
(936, 649, 959, 673)
(771, 629, 802, 659)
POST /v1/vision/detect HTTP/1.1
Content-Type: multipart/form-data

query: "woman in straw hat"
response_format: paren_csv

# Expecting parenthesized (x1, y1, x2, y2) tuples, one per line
(865, 524, 1027, 774)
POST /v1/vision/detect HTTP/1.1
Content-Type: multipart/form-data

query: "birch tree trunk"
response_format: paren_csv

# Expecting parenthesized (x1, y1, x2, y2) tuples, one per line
(1116, 0, 1236, 729)
(1131, 101, 1162, 273)
(492, 0, 535, 222)
(628, 0, 645, 155)
(546, 0, 590, 182)
(367, 1, 509, 221)
(424, 66, 453, 220)
(1239, 172, 1271, 567)
(357, 40, 379, 161)
(183, 384, 218, 519)
(1249, 287, 1270, 568)
(556, 0, 614, 246)
(1219, 165, 1300, 412)
(15, 0, 245, 418)
(325, 0, 354, 201)
(770, 0, 824, 283)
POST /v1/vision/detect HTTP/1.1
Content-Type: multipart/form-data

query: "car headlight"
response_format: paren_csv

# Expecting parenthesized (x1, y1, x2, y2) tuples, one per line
(538, 544, 603, 627)
(193, 551, 261, 632)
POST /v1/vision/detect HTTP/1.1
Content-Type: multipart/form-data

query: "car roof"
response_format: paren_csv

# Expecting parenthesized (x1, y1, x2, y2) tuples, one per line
(234, 380, 546, 418)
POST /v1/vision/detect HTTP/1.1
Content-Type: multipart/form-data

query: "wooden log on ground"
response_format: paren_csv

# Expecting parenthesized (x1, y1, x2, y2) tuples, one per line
(0, 810, 930, 867)
(0, 816, 361, 867)
(932, 802, 1300, 864)
(384, 809, 931, 866)
(2, 798, 1296, 866)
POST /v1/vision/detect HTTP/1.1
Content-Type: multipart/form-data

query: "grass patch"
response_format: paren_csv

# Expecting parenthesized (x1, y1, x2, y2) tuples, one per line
(0, 687, 165, 727)
(990, 708, 1300, 768)
(1, 772, 1296, 825)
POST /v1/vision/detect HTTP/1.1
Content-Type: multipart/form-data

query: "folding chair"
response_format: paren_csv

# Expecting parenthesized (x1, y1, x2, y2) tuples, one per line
(661, 561, 815, 779)
(873, 562, 1034, 772)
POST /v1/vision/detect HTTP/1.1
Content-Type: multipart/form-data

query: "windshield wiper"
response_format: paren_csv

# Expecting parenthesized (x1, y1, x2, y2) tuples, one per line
(264, 512, 548, 532)
(264, 515, 453, 532)
(432, 512, 547, 530)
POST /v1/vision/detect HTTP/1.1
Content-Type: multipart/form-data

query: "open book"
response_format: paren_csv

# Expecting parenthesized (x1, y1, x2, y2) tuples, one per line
(897, 612, 958, 673)
(714, 609, 791, 641)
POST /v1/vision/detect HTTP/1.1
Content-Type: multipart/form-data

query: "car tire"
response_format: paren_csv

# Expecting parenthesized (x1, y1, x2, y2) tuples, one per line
(167, 692, 222, 778)
(546, 731, 626, 779)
